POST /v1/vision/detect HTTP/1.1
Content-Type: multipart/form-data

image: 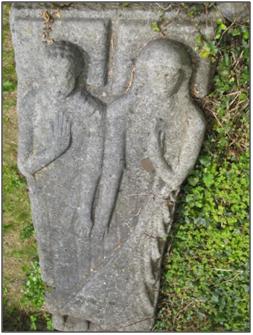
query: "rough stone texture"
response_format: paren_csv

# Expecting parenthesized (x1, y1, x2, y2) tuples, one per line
(217, 2, 250, 23)
(10, 3, 218, 331)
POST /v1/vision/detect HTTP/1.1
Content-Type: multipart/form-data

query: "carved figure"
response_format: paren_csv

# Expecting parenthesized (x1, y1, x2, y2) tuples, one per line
(45, 39, 205, 331)
(17, 41, 105, 329)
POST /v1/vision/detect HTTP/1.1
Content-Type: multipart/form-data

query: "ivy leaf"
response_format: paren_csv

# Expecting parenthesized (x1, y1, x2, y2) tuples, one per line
(188, 176, 199, 186)
(150, 21, 160, 32)
(203, 174, 214, 187)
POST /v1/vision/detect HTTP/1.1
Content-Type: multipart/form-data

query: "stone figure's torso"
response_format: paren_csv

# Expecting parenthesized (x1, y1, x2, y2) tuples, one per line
(30, 90, 104, 292)
(106, 92, 187, 247)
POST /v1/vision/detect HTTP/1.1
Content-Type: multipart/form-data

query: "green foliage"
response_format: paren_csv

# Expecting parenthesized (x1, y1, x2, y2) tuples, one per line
(30, 314, 38, 331)
(29, 313, 53, 331)
(21, 260, 54, 330)
(3, 4, 17, 92)
(3, 163, 32, 231)
(214, 19, 227, 40)
(22, 261, 45, 309)
(205, 23, 249, 158)
(155, 18, 249, 332)
(20, 223, 34, 240)
(151, 21, 161, 32)
(195, 19, 230, 61)
(3, 286, 31, 331)
(3, 80, 16, 92)
(45, 313, 54, 330)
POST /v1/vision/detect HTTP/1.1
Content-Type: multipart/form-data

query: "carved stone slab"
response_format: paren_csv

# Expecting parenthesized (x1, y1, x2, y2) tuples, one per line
(10, 3, 218, 331)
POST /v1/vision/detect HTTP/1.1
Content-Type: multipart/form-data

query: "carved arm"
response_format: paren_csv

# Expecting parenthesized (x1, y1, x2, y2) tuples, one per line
(18, 94, 71, 178)
(172, 105, 206, 189)
(148, 104, 205, 192)
(148, 118, 174, 186)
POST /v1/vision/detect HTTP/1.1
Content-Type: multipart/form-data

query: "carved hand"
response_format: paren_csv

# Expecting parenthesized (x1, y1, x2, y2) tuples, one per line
(50, 111, 71, 158)
(154, 118, 166, 155)
(148, 118, 177, 193)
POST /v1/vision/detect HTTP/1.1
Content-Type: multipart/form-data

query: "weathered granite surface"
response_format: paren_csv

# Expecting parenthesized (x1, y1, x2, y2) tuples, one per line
(10, 3, 222, 331)
(217, 2, 250, 23)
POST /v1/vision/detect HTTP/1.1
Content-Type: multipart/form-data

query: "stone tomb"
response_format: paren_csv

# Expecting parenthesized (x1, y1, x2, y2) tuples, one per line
(11, 3, 216, 331)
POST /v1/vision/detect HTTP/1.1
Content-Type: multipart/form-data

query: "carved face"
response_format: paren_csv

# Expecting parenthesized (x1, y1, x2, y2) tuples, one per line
(147, 63, 185, 96)
(135, 41, 191, 97)
(135, 60, 186, 97)
(47, 57, 76, 97)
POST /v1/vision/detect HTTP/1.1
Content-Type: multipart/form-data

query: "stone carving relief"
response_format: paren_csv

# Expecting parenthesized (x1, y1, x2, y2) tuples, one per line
(11, 4, 214, 331)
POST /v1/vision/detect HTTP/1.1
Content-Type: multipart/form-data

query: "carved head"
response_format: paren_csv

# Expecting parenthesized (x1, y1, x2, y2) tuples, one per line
(135, 39, 192, 97)
(45, 41, 86, 97)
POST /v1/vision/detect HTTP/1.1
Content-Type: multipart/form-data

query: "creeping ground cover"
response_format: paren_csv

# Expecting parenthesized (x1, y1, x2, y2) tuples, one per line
(3, 3, 249, 331)
(154, 6, 249, 332)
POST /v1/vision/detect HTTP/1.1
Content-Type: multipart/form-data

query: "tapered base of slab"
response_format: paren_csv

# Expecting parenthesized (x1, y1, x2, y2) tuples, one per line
(52, 313, 154, 331)
(52, 314, 90, 331)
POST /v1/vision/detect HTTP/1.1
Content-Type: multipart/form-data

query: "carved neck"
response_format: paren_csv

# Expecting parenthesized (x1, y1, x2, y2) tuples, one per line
(131, 77, 190, 100)
(132, 83, 190, 106)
